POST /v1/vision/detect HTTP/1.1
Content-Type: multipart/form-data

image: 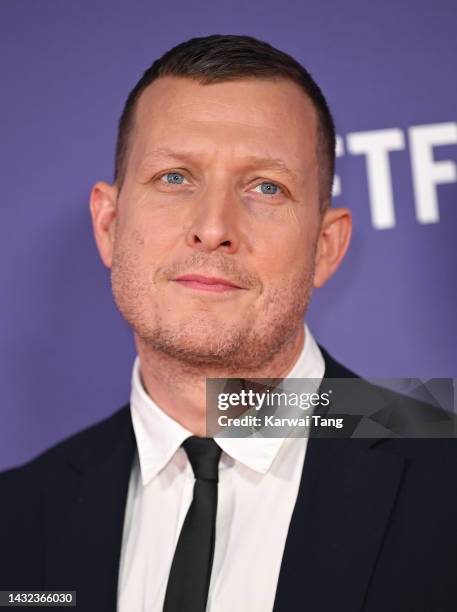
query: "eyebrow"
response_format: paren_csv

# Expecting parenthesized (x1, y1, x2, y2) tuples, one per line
(140, 147, 300, 183)
(242, 155, 299, 182)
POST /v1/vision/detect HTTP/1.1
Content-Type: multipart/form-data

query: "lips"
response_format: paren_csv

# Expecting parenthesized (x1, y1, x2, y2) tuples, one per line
(172, 274, 244, 292)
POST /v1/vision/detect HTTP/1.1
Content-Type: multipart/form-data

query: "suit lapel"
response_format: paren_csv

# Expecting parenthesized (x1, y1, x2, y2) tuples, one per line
(272, 436, 405, 611)
(43, 405, 136, 612)
(273, 348, 406, 611)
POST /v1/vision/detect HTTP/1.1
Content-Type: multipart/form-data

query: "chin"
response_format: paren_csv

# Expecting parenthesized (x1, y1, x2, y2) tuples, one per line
(143, 320, 248, 363)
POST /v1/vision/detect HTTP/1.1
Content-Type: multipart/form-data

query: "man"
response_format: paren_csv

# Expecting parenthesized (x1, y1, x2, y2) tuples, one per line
(0, 35, 456, 612)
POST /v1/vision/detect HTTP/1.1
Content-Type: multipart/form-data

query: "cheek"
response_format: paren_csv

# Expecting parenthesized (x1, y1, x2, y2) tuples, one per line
(116, 206, 181, 273)
(110, 231, 152, 314)
(255, 220, 316, 282)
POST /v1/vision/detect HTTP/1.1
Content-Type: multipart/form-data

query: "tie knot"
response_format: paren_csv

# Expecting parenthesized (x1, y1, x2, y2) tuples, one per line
(182, 436, 222, 482)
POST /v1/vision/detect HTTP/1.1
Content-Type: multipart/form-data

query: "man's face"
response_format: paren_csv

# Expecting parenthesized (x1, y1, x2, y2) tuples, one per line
(107, 76, 323, 371)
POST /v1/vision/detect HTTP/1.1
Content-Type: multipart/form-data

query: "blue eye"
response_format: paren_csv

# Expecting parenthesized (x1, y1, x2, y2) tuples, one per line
(255, 182, 281, 196)
(162, 172, 186, 184)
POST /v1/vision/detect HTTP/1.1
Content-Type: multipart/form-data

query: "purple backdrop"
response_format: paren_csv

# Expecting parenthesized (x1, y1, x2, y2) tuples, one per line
(1, 0, 456, 470)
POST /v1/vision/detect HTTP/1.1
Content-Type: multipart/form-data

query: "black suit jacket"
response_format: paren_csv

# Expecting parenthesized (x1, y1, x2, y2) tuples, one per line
(1, 347, 456, 612)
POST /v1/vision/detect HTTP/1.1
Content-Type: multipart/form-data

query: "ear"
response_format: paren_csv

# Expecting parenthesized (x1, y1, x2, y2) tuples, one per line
(313, 206, 352, 288)
(89, 181, 118, 269)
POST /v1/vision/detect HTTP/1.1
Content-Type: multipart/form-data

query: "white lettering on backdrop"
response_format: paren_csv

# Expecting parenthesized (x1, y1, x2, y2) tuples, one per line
(334, 121, 457, 229)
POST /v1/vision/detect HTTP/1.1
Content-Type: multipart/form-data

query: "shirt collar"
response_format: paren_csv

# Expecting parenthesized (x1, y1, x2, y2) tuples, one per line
(130, 360, 193, 486)
(130, 322, 325, 484)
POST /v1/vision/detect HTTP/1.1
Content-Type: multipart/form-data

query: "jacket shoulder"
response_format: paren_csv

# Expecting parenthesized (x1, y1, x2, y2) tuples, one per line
(0, 404, 131, 484)
(319, 345, 457, 458)
(0, 405, 132, 590)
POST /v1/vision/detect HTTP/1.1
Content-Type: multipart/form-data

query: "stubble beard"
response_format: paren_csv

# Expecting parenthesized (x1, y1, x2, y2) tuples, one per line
(111, 246, 316, 376)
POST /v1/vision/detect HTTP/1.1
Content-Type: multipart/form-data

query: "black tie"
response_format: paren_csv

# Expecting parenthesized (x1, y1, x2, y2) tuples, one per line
(163, 436, 222, 612)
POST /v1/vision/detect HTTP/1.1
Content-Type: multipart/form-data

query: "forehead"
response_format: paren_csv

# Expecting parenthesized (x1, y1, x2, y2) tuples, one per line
(130, 75, 318, 172)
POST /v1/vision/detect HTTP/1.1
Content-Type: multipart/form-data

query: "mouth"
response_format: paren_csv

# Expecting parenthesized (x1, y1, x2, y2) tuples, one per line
(172, 274, 245, 293)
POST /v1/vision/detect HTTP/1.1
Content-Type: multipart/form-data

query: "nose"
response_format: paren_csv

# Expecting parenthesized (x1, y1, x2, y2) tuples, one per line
(184, 186, 241, 254)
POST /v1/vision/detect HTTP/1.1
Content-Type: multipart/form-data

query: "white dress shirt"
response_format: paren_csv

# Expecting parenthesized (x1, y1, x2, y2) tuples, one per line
(117, 323, 325, 612)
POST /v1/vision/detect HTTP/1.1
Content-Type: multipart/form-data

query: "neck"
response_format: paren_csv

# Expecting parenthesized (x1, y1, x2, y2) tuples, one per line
(135, 325, 305, 436)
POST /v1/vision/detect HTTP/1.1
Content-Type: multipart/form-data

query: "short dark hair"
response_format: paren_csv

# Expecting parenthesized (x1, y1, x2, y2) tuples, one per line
(114, 34, 336, 211)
